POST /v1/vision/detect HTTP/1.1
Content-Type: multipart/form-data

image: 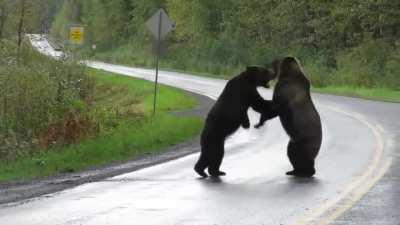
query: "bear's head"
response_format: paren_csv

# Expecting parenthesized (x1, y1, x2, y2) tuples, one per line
(273, 56, 306, 79)
(245, 66, 276, 88)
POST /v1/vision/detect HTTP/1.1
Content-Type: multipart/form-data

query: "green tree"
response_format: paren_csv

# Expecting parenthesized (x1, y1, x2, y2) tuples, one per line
(51, 0, 83, 41)
(81, 0, 134, 48)
(0, 0, 8, 39)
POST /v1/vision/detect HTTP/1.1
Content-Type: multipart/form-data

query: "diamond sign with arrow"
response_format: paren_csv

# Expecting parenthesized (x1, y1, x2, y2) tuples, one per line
(146, 9, 175, 116)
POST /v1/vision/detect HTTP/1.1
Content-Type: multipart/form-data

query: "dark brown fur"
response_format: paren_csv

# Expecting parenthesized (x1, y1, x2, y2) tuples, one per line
(257, 57, 322, 177)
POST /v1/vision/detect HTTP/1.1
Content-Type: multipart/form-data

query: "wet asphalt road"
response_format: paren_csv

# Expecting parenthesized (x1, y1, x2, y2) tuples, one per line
(318, 95, 400, 225)
(0, 57, 398, 225)
(4, 36, 399, 225)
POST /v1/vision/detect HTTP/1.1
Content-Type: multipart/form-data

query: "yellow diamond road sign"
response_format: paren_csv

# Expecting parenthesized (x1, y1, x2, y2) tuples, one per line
(69, 26, 84, 45)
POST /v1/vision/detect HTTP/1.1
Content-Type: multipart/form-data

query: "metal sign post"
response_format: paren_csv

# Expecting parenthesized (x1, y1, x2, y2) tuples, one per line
(153, 11, 162, 116)
(146, 9, 174, 116)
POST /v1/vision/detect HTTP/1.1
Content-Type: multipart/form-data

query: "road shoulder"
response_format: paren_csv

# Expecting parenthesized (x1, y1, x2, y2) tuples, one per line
(0, 91, 213, 205)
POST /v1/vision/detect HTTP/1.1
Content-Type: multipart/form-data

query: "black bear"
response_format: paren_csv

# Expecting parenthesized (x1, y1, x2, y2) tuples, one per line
(194, 66, 278, 177)
(257, 57, 322, 177)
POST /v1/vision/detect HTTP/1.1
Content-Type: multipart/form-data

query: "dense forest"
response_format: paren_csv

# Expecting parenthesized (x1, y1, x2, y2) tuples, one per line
(1, 0, 399, 89)
(0, 0, 63, 37)
(49, 0, 400, 89)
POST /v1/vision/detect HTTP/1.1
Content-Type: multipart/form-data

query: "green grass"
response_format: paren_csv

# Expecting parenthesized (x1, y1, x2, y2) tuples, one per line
(312, 86, 400, 103)
(129, 67, 400, 103)
(91, 48, 400, 103)
(91, 69, 198, 113)
(0, 69, 203, 182)
(151, 68, 400, 103)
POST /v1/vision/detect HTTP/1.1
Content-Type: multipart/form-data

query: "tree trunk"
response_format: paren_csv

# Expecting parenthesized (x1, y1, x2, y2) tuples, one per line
(0, 4, 5, 39)
(17, 0, 26, 62)
(40, 0, 49, 35)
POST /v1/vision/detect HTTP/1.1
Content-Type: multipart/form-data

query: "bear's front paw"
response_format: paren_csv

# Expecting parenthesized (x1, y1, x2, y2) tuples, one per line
(241, 120, 250, 129)
(254, 122, 264, 129)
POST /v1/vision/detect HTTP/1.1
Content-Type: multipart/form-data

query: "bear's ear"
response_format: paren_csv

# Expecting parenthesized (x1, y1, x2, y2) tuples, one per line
(246, 66, 258, 73)
(271, 59, 281, 75)
(245, 66, 261, 85)
(281, 57, 301, 74)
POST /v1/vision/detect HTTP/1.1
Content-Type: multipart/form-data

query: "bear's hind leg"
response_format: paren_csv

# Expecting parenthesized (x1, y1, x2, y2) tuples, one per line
(194, 153, 209, 178)
(208, 140, 226, 177)
(286, 140, 298, 175)
(286, 140, 315, 177)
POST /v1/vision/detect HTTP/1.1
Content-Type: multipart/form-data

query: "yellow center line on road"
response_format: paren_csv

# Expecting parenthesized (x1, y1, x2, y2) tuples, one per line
(298, 105, 391, 225)
(317, 159, 392, 225)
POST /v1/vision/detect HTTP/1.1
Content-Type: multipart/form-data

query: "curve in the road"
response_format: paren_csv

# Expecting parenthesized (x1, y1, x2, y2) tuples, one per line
(7, 37, 396, 225)
(85, 61, 390, 225)
(299, 105, 391, 225)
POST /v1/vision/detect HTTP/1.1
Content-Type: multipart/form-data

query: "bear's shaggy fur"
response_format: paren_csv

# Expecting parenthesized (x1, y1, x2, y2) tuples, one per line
(194, 66, 278, 177)
(262, 57, 322, 177)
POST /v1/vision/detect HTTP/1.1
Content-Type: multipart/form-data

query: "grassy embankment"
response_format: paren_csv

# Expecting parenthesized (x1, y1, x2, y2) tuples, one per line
(312, 86, 400, 102)
(0, 43, 202, 182)
(89, 43, 400, 103)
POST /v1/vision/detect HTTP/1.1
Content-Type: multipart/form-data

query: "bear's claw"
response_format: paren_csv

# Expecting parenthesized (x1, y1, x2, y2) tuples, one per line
(209, 170, 226, 177)
(286, 170, 314, 177)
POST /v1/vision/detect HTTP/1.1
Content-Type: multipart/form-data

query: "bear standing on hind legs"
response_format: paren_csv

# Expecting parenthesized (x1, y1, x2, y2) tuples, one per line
(194, 66, 278, 178)
(271, 57, 322, 177)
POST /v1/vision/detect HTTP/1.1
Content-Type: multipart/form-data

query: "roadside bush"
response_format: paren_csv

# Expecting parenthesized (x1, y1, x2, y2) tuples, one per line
(383, 52, 400, 90)
(304, 59, 333, 88)
(338, 40, 398, 89)
(0, 42, 94, 159)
